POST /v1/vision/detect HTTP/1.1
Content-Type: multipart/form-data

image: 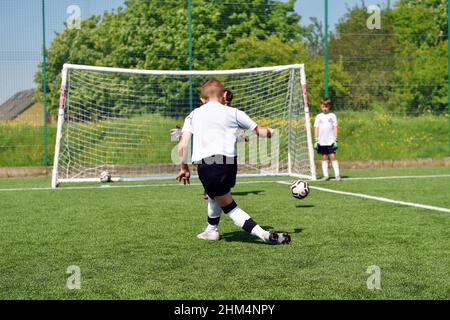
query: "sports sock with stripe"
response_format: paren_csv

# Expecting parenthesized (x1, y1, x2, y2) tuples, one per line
(222, 200, 269, 241)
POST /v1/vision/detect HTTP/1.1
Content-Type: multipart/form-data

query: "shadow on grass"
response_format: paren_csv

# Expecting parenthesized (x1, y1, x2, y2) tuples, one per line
(316, 175, 349, 181)
(199, 190, 265, 198)
(221, 231, 267, 244)
(295, 204, 314, 208)
(232, 190, 265, 196)
(221, 226, 303, 244)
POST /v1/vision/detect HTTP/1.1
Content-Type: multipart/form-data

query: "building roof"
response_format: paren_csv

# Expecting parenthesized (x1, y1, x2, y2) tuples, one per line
(0, 89, 35, 120)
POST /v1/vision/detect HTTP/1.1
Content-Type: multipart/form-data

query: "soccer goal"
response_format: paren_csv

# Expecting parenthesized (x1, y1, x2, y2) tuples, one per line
(51, 63, 316, 188)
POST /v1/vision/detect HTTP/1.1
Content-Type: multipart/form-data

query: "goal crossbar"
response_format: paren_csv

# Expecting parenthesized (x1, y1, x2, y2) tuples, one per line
(62, 63, 303, 76)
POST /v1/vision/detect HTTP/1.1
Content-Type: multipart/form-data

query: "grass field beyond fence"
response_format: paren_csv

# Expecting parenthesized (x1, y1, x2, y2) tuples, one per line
(0, 112, 448, 167)
(336, 112, 449, 160)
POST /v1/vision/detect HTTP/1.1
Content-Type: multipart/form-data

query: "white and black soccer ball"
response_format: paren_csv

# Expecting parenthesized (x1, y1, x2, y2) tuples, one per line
(100, 170, 112, 183)
(290, 180, 310, 199)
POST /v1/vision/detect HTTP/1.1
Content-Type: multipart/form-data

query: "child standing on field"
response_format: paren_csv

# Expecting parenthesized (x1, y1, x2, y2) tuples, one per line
(314, 98, 342, 181)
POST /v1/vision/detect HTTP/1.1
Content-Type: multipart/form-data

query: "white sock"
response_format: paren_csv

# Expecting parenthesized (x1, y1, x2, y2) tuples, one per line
(227, 206, 250, 228)
(332, 160, 340, 177)
(322, 160, 329, 177)
(206, 197, 221, 232)
(205, 224, 218, 232)
(227, 206, 269, 241)
(251, 225, 270, 241)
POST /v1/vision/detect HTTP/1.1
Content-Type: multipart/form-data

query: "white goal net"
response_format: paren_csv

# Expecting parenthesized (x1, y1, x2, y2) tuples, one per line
(52, 64, 316, 188)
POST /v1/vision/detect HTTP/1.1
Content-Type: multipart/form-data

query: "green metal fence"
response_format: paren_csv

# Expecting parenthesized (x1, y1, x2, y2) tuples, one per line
(0, 0, 448, 168)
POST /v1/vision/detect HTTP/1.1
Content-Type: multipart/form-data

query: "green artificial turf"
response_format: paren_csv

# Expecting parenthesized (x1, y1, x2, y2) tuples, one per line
(0, 167, 449, 299)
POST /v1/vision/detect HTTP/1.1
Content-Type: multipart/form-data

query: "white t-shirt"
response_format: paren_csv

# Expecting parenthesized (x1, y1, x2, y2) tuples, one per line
(314, 112, 338, 146)
(182, 101, 257, 162)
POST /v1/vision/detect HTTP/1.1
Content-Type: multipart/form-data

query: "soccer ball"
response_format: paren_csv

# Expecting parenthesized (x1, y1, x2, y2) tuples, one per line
(100, 171, 111, 183)
(290, 180, 310, 199)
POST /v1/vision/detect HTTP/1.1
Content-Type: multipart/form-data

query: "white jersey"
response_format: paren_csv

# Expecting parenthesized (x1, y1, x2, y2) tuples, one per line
(182, 101, 257, 162)
(314, 112, 338, 146)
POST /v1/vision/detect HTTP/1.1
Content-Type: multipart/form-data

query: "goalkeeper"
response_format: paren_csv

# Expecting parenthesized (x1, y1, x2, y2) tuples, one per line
(225, 90, 250, 144)
(313, 98, 342, 181)
(176, 78, 291, 245)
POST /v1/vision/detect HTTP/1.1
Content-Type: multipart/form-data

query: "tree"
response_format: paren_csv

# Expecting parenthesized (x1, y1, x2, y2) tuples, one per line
(387, 0, 448, 113)
(35, 0, 309, 115)
(395, 0, 447, 42)
(329, 6, 397, 110)
(34, 16, 102, 110)
(327, 1, 447, 113)
(388, 38, 448, 113)
(304, 17, 324, 57)
(220, 35, 352, 112)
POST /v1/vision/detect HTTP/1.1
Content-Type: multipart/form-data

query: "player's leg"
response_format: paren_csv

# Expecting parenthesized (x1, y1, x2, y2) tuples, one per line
(214, 193, 268, 241)
(196, 163, 221, 240)
(197, 155, 290, 244)
(215, 193, 291, 244)
(321, 152, 330, 180)
(196, 196, 221, 241)
(330, 153, 342, 181)
(206, 196, 222, 231)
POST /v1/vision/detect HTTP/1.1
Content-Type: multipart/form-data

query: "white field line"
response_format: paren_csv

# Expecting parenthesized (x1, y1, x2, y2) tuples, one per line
(0, 180, 278, 192)
(277, 181, 450, 213)
(340, 174, 450, 181)
(0, 173, 449, 194)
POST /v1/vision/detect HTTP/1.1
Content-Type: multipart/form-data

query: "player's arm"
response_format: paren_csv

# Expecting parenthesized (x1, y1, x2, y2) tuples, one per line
(170, 125, 182, 141)
(332, 117, 338, 148)
(236, 109, 273, 139)
(314, 127, 319, 149)
(176, 132, 192, 185)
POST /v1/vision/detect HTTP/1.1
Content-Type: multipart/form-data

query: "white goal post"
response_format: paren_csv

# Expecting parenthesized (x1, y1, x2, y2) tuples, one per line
(51, 63, 316, 188)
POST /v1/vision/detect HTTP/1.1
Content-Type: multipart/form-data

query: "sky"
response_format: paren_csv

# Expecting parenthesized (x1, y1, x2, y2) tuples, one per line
(0, 0, 396, 105)
(296, 0, 394, 26)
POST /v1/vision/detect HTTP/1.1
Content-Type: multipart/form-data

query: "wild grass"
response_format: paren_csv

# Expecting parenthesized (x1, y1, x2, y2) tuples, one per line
(0, 112, 448, 167)
(317, 111, 449, 160)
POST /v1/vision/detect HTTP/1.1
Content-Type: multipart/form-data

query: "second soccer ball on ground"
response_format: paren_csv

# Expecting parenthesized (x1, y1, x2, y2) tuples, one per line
(100, 171, 112, 183)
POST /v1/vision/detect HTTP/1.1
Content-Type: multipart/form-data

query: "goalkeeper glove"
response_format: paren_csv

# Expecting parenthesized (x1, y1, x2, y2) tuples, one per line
(236, 130, 248, 142)
(236, 130, 247, 142)
(314, 138, 319, 150)
(170, 126, 182, 141)
(332, 138, 338, 149)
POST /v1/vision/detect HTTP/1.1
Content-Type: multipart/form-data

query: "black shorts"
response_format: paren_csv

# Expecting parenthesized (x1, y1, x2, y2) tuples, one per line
(317, 145, 337, 155)
(196, 155, 238, 198)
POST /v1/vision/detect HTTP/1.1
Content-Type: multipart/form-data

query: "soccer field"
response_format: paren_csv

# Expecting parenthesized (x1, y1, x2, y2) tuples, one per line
(0, 167, 449, 300)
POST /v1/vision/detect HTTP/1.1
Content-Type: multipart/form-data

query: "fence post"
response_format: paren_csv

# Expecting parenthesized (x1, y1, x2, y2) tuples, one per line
(188, 0, 193, 112)
(324, 0, 329, 98)
(41, 0, 48, 166)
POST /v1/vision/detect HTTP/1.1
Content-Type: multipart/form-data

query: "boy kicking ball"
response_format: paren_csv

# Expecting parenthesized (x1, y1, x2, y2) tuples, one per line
(201, 88, 236, 200)
(314, 98, 342, 181)
(176, 78, 291, 245)
(171, 89, 241, 201)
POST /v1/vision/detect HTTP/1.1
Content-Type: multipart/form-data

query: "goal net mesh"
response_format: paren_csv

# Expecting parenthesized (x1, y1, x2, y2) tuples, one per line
(54, 65, 314, 184)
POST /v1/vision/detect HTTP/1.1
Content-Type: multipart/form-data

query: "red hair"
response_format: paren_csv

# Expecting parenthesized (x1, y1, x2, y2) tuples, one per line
(201, 78, 225, 100)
